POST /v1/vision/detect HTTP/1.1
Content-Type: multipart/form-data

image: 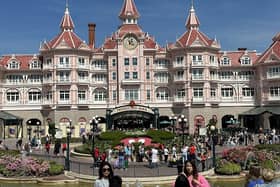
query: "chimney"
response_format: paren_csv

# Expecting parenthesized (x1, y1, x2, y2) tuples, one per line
(238, 48, 247, 51)
(88, 23, 96, 47)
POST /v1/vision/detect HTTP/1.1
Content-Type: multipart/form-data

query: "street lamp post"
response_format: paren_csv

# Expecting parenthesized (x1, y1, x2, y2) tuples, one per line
(210, 125, 217, 168)
(90, 116, 99, 168)
(27, 126, 32, 142)
(169, 114, 177, 134)
(65, 119, 72, 171)
(36, 121, 40, 138)
(178, 115, 188, 146)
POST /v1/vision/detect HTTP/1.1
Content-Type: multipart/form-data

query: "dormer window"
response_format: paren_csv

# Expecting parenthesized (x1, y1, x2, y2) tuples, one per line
(30, 60, 41, 69)
(241, 57, 251, 65)
(8, 61, 19, 69)
(220, 57, 230, 65)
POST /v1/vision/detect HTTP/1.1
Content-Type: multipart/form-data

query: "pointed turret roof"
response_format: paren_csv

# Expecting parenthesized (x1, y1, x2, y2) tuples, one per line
(40, 3, 89, 51)
(59, 3, 75, 31)
(257, 32, 280, 63)
(119, 0, 140, 20)
(185, 2, 200, 30)
(173, 2, 219, 49)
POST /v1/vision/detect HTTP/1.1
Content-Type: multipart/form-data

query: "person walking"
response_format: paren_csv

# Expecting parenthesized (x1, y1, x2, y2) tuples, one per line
(184, 160, 210, 187)
(95, 161, 114, 187)
(45, 141, 50, 154)
(164, 146, 169, 163)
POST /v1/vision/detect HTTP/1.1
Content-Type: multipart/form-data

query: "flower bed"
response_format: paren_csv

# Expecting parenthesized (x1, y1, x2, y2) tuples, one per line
(216, 145, 280, 175)
(0, 153, 64, 177)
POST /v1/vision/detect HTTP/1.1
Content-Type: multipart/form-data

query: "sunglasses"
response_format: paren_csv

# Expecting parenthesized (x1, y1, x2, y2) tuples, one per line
(102, 168, 110, 172)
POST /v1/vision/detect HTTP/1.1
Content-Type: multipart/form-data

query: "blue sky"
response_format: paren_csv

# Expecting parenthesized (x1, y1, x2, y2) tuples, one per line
(1, 0, 280, 54)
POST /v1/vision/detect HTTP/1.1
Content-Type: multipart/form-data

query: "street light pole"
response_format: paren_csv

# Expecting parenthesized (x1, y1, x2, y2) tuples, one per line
(27, 126, 32, 142)
(210, 125, 216, 168)
(36, 121, 40, 139)
(65, 119, 72, 171)
(178, 115, 188, 146)
(90, 116, 99, 168)
(169, 114, 177, 134)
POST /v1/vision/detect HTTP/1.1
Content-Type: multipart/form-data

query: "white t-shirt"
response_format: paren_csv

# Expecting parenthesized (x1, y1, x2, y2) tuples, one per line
(94, 178, 109, 187)
(164, 148, 169, 155)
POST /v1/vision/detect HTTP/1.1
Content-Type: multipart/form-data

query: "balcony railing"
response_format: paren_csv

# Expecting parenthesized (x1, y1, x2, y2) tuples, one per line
(57, 64, 71, 69)
(192, 97, 204, 103)
(192, 75, 204, 80)
(174, 97, 186, 102)
(121, 79, 142, 85)
(192, 61, 204, 66)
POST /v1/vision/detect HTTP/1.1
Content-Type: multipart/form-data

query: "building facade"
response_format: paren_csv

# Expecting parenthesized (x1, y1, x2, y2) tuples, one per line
(0, 0, 280, 138)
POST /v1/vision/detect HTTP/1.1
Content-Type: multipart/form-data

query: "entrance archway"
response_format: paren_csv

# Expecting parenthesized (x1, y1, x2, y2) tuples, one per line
(107, 104, 158, 130)
(221, 115, 234, 129)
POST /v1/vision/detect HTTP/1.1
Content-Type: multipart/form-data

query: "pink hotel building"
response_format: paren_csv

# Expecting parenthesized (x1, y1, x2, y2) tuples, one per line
(0, 0, 280, 138)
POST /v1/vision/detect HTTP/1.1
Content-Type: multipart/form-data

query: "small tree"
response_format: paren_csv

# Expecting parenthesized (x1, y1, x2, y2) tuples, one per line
(206, 115, 218, 136)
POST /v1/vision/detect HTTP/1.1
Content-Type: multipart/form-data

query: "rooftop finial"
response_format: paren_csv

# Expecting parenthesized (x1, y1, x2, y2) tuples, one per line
(185, 0, 200, 30)
(65, 0, 69, 14)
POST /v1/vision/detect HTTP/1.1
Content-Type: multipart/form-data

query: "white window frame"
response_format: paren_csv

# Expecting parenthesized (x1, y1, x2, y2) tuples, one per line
(242, 87, 255, 97)
(221, 87, 233, 98)
(124, 89, 139, 101)
(59, 90, 70, 101)
(220, 57, 230, 65)
(28, 90, 41, 103)
(94, 89, 107, 101)
(6, 90, 20, 103)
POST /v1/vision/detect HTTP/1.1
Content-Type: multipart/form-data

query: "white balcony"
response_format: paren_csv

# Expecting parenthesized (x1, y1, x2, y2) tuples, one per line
(121, 79, 142, 85)
(58, 100, 71, 105)
(174, 97, 186, 103)
(208, 97, 220, 103)
(77, 65, 90, 69)
(43, 64, 53, 70)
(78, 79, 90, 84)
(192, 97, 204, 103)
(91, 66, 107, 71)
(192, 61, 204, 66)
(57, 64, 71, 69)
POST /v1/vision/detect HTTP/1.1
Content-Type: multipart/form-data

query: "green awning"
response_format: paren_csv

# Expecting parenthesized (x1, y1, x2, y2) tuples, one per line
(240, 106, 280, 116)
(0, 111, 23, 120)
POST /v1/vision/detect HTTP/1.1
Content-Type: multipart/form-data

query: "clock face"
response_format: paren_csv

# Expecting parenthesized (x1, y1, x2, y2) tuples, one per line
(123, 36, 138, 50)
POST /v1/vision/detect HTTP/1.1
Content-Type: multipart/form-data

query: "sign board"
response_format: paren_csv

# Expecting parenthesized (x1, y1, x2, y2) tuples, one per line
(55, 129, 63, 139)
(199, 127, 207, 136)
(111, 105, 154, 115)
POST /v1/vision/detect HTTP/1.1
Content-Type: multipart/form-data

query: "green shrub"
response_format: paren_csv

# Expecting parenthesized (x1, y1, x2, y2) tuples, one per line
(49, 161, 64, 175)
(255, 144, 280, 153)
(0, 150, 20, 157)
(215, 160, 241, 175)
(261, 160, 276, 171)
(74, 143, 92, 154)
